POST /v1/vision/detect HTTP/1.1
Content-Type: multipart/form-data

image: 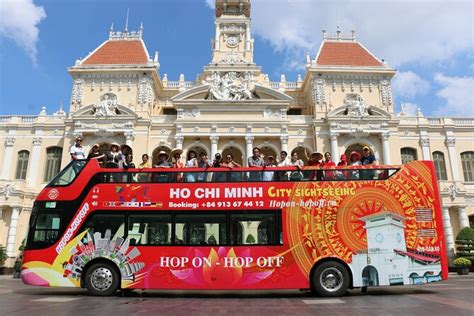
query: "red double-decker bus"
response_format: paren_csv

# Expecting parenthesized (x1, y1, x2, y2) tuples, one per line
(21, 159, 447, 296)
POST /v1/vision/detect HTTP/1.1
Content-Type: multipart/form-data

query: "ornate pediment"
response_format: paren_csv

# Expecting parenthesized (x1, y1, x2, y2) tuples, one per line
(327, 93, 391, 119)
(205, 71, 255, 101)
(72, 94, 138, 119)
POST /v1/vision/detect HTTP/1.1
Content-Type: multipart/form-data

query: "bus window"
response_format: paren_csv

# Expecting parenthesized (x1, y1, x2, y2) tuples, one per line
(48, 160, 87, 186)
(30, 210, 62, 248)
(128, 214, 172, 245)
(230, 211, 282, 246)
(82, 213, 126, 243)
(175, 213, 226, 245)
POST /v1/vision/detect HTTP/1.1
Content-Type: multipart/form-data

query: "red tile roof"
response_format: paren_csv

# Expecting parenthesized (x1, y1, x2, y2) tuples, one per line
(316, 41, 382, 67)
(82, 40, 149, 65)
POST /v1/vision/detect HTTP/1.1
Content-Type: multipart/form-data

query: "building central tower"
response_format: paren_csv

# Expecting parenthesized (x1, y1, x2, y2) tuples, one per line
(211, 0, 254, 65)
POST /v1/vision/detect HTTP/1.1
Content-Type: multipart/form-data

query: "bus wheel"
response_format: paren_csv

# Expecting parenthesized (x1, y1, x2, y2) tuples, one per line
(312, 261, 349, 297)
(84, 262, 120, 296)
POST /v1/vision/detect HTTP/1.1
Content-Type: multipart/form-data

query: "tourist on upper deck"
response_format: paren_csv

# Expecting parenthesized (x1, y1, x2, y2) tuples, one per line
(289, 152, 304, 180)
(304, 149, 323, 180)
(154, 151, 171, 168)
(248, 147, 264, 167)
(87, 143, 105, 166)
(123, 154, 135, 170)
(222, 153, 241, 181)
(222, 153, 241, 168)
(185, 150, 198, 182)
(263, 155, 276, 181)
(70, 136, 86, 160)
(349, 151, 362, 179)
(171, 148, 184, 168)
(198, 152, 211, 181)
(212, 153, 223, 167)
(105, 143, 122, 168)
(336, 154, 349, 179)
(323, 152, 336, 180)
(277, 151, 290, 167)
(138, 154, 152, 169)
(248, 147, 263, 181)
(360, 146, 377, 179)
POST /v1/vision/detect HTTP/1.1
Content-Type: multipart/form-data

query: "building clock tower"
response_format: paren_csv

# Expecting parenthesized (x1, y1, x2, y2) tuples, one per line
(211, 0, 254, 65)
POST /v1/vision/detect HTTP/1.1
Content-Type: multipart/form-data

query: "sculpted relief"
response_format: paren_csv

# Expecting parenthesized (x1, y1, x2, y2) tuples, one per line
(206, 71, 255, 101)
(344, 93, 369, 117)
(92, 93, 120, 116)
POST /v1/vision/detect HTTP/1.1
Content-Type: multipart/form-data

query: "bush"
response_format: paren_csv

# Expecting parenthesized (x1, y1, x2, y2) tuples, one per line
(456, 227, 474, 258)
(454, 257, 472, 268)
(0, 246, 7, 267)
(246, 234, 256, 244)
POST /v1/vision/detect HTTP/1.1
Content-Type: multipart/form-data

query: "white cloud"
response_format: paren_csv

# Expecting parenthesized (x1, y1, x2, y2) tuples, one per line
(205, 0, 215, 8)
(392, 71, 430, 99)
(243, 0, 474, 69)
(434, 74, 474, 116)
(0, 0, 46, 64)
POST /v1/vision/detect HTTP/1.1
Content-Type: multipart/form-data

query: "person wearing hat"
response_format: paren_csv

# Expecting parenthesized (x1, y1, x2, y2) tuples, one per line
(70, 136, 86, 161)
(170, 148, 184, 168)
(105, 142, 122, 168)
(349, 151, 362, 179)
(303, 148, 323, 180)
(87, 143, 105, 166)
(212, 153, 223, 167)
(361, 146, 377, 179)
(154, 151, 171, 168)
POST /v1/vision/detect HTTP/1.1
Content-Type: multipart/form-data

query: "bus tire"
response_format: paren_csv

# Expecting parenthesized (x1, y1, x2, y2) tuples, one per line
(311, 261, 349, 297)
(84, 262, 120, 296)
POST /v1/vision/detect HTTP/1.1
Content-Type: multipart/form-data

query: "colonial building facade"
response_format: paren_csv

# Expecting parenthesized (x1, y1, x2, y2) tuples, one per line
(1, 0, 473, 268)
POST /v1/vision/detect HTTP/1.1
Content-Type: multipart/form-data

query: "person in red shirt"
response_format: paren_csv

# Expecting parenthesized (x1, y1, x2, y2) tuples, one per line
(323, 152, 336, 180)
(337, 154, 350, 179)
(303, 149, 323, 180)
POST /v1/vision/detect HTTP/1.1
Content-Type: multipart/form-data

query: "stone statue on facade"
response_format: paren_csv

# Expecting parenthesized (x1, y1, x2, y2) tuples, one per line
(345, 93, 369, 117)
(207, 71, 254, 101)
(93, 93, 118, 116)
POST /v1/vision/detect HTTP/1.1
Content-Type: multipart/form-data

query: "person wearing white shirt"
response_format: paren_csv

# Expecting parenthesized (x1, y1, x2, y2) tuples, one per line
(70, 137, 86, 160)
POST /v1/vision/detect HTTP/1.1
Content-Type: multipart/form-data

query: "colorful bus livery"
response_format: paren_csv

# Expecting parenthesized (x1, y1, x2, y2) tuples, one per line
(21, 160, 447, 296)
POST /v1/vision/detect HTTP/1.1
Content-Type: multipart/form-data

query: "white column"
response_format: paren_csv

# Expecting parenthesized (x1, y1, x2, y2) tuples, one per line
(330, 133, 339, 160)
(1, 137, 15, 179)
(442, 207, 455, 255)
(125, 131, 135, 147)
(6, 207, 20, 257)
(175, 135, 184, 150)
(381, 132, 391, 165)
(280, 135, 288, 154)
(210, 135, 219, 158)
(245, 22, 251, 51)
(245, 135, 254, 166)
(458, 206, 469, 228)
(420, 137, 431, 160)
(215, 22, 220, 50)
(27, 137, 42, 187)
(446, 136, 461, 181)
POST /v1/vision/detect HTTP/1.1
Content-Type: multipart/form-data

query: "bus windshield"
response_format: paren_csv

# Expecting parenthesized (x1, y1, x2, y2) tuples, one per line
(48, 159, 87, 186)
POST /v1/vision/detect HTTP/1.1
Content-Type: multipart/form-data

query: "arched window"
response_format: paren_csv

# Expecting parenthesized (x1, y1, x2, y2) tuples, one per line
(432, 151, 447, 180)
(461, 151, 474, 182)
(15, 150, 30, 180)
(44, 147, 63, 182)
(401, 147, 417, 164)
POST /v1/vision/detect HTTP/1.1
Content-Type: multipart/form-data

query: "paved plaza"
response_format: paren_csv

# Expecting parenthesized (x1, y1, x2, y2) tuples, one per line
(0, 273, 473, 315)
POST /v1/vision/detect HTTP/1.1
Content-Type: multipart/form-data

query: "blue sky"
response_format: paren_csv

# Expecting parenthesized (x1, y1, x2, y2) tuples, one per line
(0, 0, 473, 116)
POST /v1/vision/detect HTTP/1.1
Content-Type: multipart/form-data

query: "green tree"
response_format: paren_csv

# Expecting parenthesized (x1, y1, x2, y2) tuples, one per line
(0, 245, 7, 267)
(246, 234, 256, 244)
